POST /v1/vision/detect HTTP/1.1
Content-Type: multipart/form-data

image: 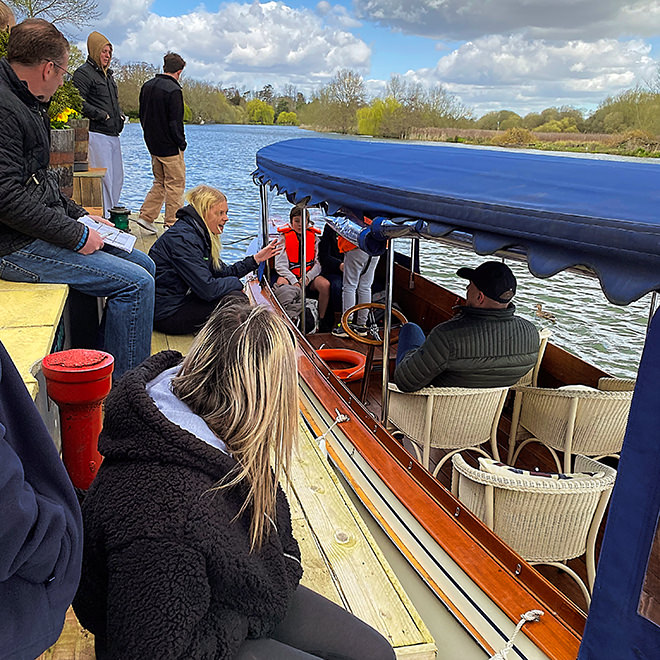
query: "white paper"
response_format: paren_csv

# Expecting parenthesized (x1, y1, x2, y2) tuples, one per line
(78, 216, 136, 253)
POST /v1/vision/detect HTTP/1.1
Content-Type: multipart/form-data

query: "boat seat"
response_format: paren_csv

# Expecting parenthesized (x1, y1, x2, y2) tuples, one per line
(451, 452, 616, 607)
(387, 383, 509, 477)
(507, 383, 633, 473)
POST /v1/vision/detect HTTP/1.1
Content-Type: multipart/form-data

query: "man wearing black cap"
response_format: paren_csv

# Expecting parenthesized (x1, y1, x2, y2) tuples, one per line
(394, 261, 539, 391)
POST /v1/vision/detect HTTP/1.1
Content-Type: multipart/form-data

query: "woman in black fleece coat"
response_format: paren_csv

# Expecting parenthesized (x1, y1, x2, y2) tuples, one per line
(73, 302, 394, 659)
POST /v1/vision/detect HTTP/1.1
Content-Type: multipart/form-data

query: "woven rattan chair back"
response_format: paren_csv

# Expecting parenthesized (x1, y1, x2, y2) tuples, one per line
(507, 385, 633, 472)
(388, 384, 509, 477)
(451, 453, 617, 606)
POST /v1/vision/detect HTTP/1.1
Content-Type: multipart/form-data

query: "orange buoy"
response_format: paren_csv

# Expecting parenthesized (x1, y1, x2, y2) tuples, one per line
(316, 348, 366, 382)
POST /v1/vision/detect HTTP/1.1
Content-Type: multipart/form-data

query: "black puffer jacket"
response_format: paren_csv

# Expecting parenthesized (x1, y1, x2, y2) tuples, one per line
(72, 58, 124, 136)
(148, 205, 257, 321)
(0, 58, 87, 257)
(73, 351, 303, 659)
(394, 305, 540, 390)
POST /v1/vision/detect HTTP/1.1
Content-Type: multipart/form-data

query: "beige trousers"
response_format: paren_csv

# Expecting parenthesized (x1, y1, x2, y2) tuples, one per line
(139, 151, 185, 226)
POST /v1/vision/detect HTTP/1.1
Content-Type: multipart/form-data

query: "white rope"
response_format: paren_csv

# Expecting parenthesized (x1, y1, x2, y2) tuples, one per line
(489, 610, 544, 659)
(316, 410, 350, 455)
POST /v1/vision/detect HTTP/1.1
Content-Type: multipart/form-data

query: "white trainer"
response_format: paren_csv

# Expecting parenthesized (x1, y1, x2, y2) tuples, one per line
(135, 216, 158, 234)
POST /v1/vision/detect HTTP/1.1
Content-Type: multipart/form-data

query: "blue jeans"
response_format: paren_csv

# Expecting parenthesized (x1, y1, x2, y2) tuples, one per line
(0, 240, 155, 379)
(396, 322, 426, 367)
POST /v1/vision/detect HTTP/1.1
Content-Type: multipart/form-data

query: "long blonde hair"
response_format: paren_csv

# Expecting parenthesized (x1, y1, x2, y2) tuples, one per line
(172, 302, 299, 550)
(186, 184, 226, 270)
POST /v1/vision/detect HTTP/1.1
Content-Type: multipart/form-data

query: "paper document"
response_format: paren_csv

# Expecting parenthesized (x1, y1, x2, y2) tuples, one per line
(78, 216, 136, 253)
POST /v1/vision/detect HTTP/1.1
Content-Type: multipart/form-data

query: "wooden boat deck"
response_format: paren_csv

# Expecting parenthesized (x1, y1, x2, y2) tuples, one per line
(30, 220, 436, 658)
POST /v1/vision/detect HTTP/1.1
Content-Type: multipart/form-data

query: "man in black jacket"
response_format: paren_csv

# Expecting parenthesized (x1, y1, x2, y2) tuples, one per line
(394, 261, 539, 390)
(72, 31, 124, 217)
(0, 19, 155, 379)
(136, 52, 187, 233)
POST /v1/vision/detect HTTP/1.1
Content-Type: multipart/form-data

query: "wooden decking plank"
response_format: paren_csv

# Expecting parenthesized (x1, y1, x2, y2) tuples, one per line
(0, 282, 68, 397)
(288, 420, 436, 658)
(150, 330, 170, 355)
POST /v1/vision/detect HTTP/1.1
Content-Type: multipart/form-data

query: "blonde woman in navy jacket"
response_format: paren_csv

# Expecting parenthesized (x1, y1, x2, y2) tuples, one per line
(149, 184, 279, 334)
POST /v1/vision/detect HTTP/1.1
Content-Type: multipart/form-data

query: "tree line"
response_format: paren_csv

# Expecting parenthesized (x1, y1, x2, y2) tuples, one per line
(112, 63, 660, 141)
(5, 0, 660, 139)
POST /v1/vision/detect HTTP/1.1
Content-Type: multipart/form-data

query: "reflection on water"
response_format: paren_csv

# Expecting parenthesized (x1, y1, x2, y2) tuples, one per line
(120, 123, 646, 378)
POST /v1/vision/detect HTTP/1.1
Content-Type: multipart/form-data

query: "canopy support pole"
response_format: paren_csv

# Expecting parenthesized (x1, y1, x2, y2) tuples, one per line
(648, 292, 658, 332)
(381, 240, 394, 424)
(409, 239, 416, 290)
(259, 184, 270, 283)
(299, 204, 307, 335)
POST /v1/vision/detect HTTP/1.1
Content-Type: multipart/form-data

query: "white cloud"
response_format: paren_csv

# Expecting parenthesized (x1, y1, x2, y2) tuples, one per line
(354, 0, 660, 41)
(84, 0, 370, 91)
(405, 35, 657, 114)
(315, 1, 362, 28)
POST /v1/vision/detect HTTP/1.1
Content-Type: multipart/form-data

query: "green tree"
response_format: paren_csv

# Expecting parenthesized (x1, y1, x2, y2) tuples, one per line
(115, 61, 158, 118)
(586, 88, 660, 134)
(535, 117, 579, 133)
(357, 97, 402, 136)
(321, 69, 365, 133)
(476, 110, 522, 130)
(7, 0, 100, 32)
(276, 111, 299, 126)
(247, 98, 274, 124)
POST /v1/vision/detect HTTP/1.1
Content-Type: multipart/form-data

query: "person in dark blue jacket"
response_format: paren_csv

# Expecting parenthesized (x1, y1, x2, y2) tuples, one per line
(0, 339, 83, 660)
(148, 184, 280, 334)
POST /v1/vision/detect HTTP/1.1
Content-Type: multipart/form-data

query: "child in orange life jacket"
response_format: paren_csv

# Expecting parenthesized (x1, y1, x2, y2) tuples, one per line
(275, 205, 331, 329)
(332, 218, 380, 337)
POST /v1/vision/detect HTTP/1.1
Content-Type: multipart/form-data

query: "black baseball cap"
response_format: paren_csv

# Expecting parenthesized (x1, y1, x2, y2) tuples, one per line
(457, 261, 517, 303)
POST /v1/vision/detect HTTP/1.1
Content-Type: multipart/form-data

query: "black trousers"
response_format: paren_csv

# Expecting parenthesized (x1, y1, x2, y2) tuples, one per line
(234, 585, 396, 659)
(153, 291, 249, 335)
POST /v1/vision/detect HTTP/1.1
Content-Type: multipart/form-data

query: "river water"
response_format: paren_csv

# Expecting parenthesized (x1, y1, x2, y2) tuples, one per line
(119, 122, 647, 378)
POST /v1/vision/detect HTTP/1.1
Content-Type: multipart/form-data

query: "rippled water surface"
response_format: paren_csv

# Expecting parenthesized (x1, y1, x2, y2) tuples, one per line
(120, 123, 647, 378)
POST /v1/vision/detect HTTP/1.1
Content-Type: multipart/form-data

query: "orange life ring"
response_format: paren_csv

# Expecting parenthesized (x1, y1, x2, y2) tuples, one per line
(316, 348, 366, 382)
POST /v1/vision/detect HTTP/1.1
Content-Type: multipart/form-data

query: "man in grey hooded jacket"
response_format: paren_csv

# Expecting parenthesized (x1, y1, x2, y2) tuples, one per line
(73, 31, 124, 216)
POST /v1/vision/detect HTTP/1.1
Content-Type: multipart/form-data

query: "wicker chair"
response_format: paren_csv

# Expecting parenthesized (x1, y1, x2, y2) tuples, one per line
(451, 453, 617, 606)
(597, 376, 636, 392)
(515, 327, 552, 388)
(507, 384, 633, 473)
(388, 383, 509, 477)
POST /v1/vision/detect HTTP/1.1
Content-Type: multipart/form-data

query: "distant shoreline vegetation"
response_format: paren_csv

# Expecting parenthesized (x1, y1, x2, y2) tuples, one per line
(110, 65, 660, 159)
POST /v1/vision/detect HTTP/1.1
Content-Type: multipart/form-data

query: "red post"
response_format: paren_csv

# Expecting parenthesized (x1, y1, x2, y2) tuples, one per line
(42, 349, 114, 490)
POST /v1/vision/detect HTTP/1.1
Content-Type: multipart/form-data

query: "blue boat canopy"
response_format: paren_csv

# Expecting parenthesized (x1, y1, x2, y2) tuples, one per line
(254, 137, 660, 306)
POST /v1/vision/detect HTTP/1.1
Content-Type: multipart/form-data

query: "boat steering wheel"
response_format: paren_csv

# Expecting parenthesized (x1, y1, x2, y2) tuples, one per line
(340, 303, 408, 346)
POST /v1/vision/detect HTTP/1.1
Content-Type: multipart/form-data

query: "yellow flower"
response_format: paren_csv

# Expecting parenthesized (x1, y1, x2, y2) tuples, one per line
(54, 107, 76, 123)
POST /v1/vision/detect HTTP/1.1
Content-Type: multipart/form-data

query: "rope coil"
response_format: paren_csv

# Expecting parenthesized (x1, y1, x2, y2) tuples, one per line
(489, 610, 544, 659)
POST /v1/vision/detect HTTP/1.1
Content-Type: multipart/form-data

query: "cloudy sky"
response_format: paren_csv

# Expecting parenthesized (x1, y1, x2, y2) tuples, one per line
(82, 0, 660, 117)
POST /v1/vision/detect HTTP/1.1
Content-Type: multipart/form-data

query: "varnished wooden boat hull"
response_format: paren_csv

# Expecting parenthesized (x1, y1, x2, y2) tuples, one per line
(250, 275, 596, 660)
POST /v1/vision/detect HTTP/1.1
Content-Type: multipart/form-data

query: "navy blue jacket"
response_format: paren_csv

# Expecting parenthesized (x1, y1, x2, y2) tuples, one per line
(148, 205, 257, 322)
(0, 341, 83, 660)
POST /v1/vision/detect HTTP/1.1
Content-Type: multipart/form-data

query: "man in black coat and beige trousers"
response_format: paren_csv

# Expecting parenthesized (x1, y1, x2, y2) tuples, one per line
(136, 52, 187, 233)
